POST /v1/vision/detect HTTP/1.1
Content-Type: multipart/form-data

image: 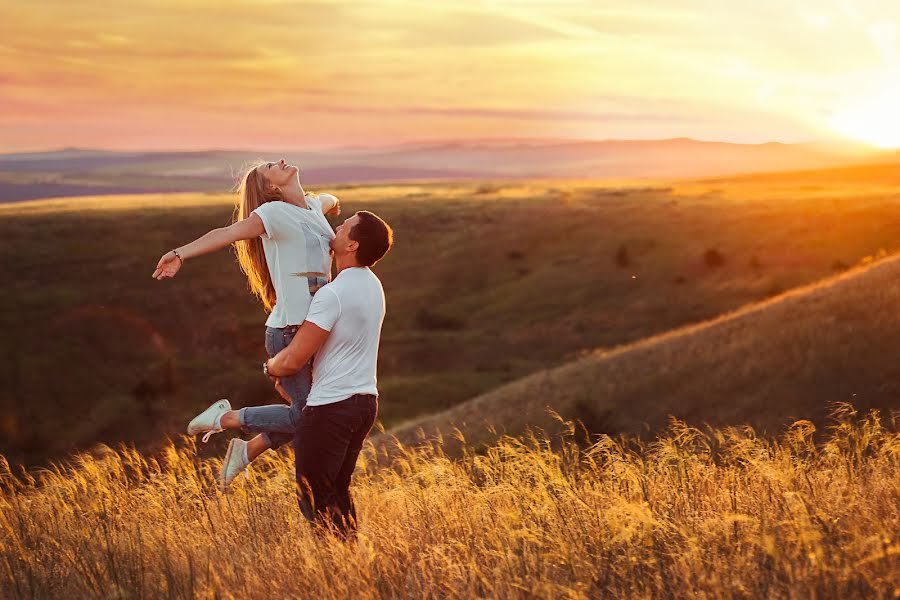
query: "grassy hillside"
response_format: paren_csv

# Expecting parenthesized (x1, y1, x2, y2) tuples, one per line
(4, 166, 900, 465)
(0, 140, 883, 203)
(388, 250, 900, 452)
(1, 406, 896, 598)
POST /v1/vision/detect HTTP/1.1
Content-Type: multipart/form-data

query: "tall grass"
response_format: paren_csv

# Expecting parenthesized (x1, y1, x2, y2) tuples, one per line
(1, 403, 897, 599)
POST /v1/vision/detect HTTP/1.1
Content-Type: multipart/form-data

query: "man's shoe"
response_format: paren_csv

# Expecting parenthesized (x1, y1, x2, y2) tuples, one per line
(187, 399, 232, 443)
(220, 438, 249, 491)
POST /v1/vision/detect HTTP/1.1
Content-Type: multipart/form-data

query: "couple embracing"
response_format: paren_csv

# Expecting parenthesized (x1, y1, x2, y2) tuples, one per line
(152, 159, 393, 535)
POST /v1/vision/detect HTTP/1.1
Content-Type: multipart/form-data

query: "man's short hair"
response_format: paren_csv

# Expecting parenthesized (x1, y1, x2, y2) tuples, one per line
(349, 211, 393, 266)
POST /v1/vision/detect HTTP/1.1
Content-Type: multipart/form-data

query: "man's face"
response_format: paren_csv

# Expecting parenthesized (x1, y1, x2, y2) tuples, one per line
(331, 214, 360, 256)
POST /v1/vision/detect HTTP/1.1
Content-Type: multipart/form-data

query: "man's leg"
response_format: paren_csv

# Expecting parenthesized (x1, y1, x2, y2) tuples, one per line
(293, 401, 359, 531)
(332, 396, 378, 533)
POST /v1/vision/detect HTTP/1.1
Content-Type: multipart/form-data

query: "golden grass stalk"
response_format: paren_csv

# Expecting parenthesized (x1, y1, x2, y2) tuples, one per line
(1, 404, 897, 599)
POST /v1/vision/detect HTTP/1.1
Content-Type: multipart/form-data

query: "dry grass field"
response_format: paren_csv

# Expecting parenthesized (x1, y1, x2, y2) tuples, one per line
(1, 404, 896, 599)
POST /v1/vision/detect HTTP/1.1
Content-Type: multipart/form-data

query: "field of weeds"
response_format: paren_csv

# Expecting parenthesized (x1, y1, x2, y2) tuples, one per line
(1, 404, 897, 599)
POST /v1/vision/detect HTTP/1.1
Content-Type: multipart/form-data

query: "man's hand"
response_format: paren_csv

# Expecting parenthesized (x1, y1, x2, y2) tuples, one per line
(274, 377, 292, 405)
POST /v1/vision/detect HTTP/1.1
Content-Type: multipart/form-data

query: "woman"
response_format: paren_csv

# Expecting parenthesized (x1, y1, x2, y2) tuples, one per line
(153, 159, 338, 488)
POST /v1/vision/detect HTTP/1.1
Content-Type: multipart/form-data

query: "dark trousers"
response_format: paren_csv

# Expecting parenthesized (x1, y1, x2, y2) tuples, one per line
(293, 393, 378, 535)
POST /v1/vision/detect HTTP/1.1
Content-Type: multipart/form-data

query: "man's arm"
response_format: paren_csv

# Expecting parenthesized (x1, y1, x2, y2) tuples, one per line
(266, 320, 331, 376)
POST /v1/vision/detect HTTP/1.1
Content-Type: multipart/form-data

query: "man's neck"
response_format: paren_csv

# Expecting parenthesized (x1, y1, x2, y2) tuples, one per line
(335, 254, 363, 274)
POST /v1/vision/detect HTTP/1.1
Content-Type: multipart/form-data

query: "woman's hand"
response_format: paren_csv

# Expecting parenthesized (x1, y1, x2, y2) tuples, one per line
(153, 251, 183, 280)
(320, 193, 341, 216)
(274, 378, 292, 405)
(325, 201, 341, 216)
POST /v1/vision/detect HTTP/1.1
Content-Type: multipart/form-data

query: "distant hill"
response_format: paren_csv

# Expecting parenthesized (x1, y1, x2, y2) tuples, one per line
(0, 138, 886, 203)
(387, 252, 900, 450)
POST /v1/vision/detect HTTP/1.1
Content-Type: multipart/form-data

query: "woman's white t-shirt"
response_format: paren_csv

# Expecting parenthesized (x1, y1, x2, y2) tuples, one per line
(252, 193, 336, 328)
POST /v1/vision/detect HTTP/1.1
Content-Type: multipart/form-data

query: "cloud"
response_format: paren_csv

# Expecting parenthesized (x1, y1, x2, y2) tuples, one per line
(296, 103, 692, 124)
(3, 0, 900, 150)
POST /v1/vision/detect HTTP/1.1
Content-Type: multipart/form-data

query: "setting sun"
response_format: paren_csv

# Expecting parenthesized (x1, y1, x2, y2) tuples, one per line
(831, 80, 900, 148)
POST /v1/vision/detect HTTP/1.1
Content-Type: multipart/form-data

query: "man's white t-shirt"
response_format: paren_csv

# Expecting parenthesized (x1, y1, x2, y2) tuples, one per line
(252, 194, 336, 328)
(304, 267, 386, 406)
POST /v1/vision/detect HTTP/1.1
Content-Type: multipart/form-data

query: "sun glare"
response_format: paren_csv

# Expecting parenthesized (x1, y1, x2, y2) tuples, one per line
(830, 82, 900, 148)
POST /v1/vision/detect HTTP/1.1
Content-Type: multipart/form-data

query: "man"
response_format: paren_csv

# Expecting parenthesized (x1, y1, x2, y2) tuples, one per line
(265, 210, 393, 535)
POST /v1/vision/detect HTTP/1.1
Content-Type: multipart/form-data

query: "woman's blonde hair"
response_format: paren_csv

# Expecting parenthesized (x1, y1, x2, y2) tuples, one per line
(233, 163, 282, 311)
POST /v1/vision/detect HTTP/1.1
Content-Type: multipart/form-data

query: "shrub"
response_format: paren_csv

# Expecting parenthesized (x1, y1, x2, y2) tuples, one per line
(704, 248, 725, 268)
(615, 244, 630, 267)
(474, 183, 501, 195)
(766, 280, 784, 297)
(748, 254, 762, 269)
(415, 308, 465, 331)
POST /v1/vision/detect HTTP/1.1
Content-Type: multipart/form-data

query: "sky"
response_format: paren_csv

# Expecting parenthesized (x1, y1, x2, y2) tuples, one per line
(2, 0, 900, 151)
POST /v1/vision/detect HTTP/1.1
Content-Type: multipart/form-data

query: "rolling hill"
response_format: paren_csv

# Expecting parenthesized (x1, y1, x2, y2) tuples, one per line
(0, 138, 886, 203)
(387, 251, 900, 450)
(4, 161, 900, 466)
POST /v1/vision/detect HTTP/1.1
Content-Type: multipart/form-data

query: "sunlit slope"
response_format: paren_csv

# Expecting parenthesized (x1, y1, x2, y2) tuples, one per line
(388, 254, 900, 448)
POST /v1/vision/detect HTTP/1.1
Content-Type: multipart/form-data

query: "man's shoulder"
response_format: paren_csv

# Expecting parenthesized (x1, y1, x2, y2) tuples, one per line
(314, 282, 341, 301)
(357, 267, 383, 291)
(345, 266, 381, 284)
(327, 268, 381, 295)
(308, 284, 342, 320)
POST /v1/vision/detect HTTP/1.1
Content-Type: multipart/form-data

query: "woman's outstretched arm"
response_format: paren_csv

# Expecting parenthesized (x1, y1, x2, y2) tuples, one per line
(152, 213, 266, 280)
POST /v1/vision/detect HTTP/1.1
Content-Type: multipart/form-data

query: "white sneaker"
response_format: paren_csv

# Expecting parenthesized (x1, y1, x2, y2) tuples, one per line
(187, 399, 232, 443)
(220, 438, 249, 490)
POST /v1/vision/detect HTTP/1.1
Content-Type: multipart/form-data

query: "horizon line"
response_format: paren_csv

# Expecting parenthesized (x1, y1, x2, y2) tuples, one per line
(2, 135, 881, 157)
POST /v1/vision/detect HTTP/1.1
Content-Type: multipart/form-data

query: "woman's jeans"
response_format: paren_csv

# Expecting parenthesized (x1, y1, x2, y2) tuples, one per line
(238, 325, 312, 449)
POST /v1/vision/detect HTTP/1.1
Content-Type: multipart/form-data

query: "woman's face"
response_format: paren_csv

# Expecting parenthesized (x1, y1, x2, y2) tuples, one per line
(257, 159, 299, 191)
